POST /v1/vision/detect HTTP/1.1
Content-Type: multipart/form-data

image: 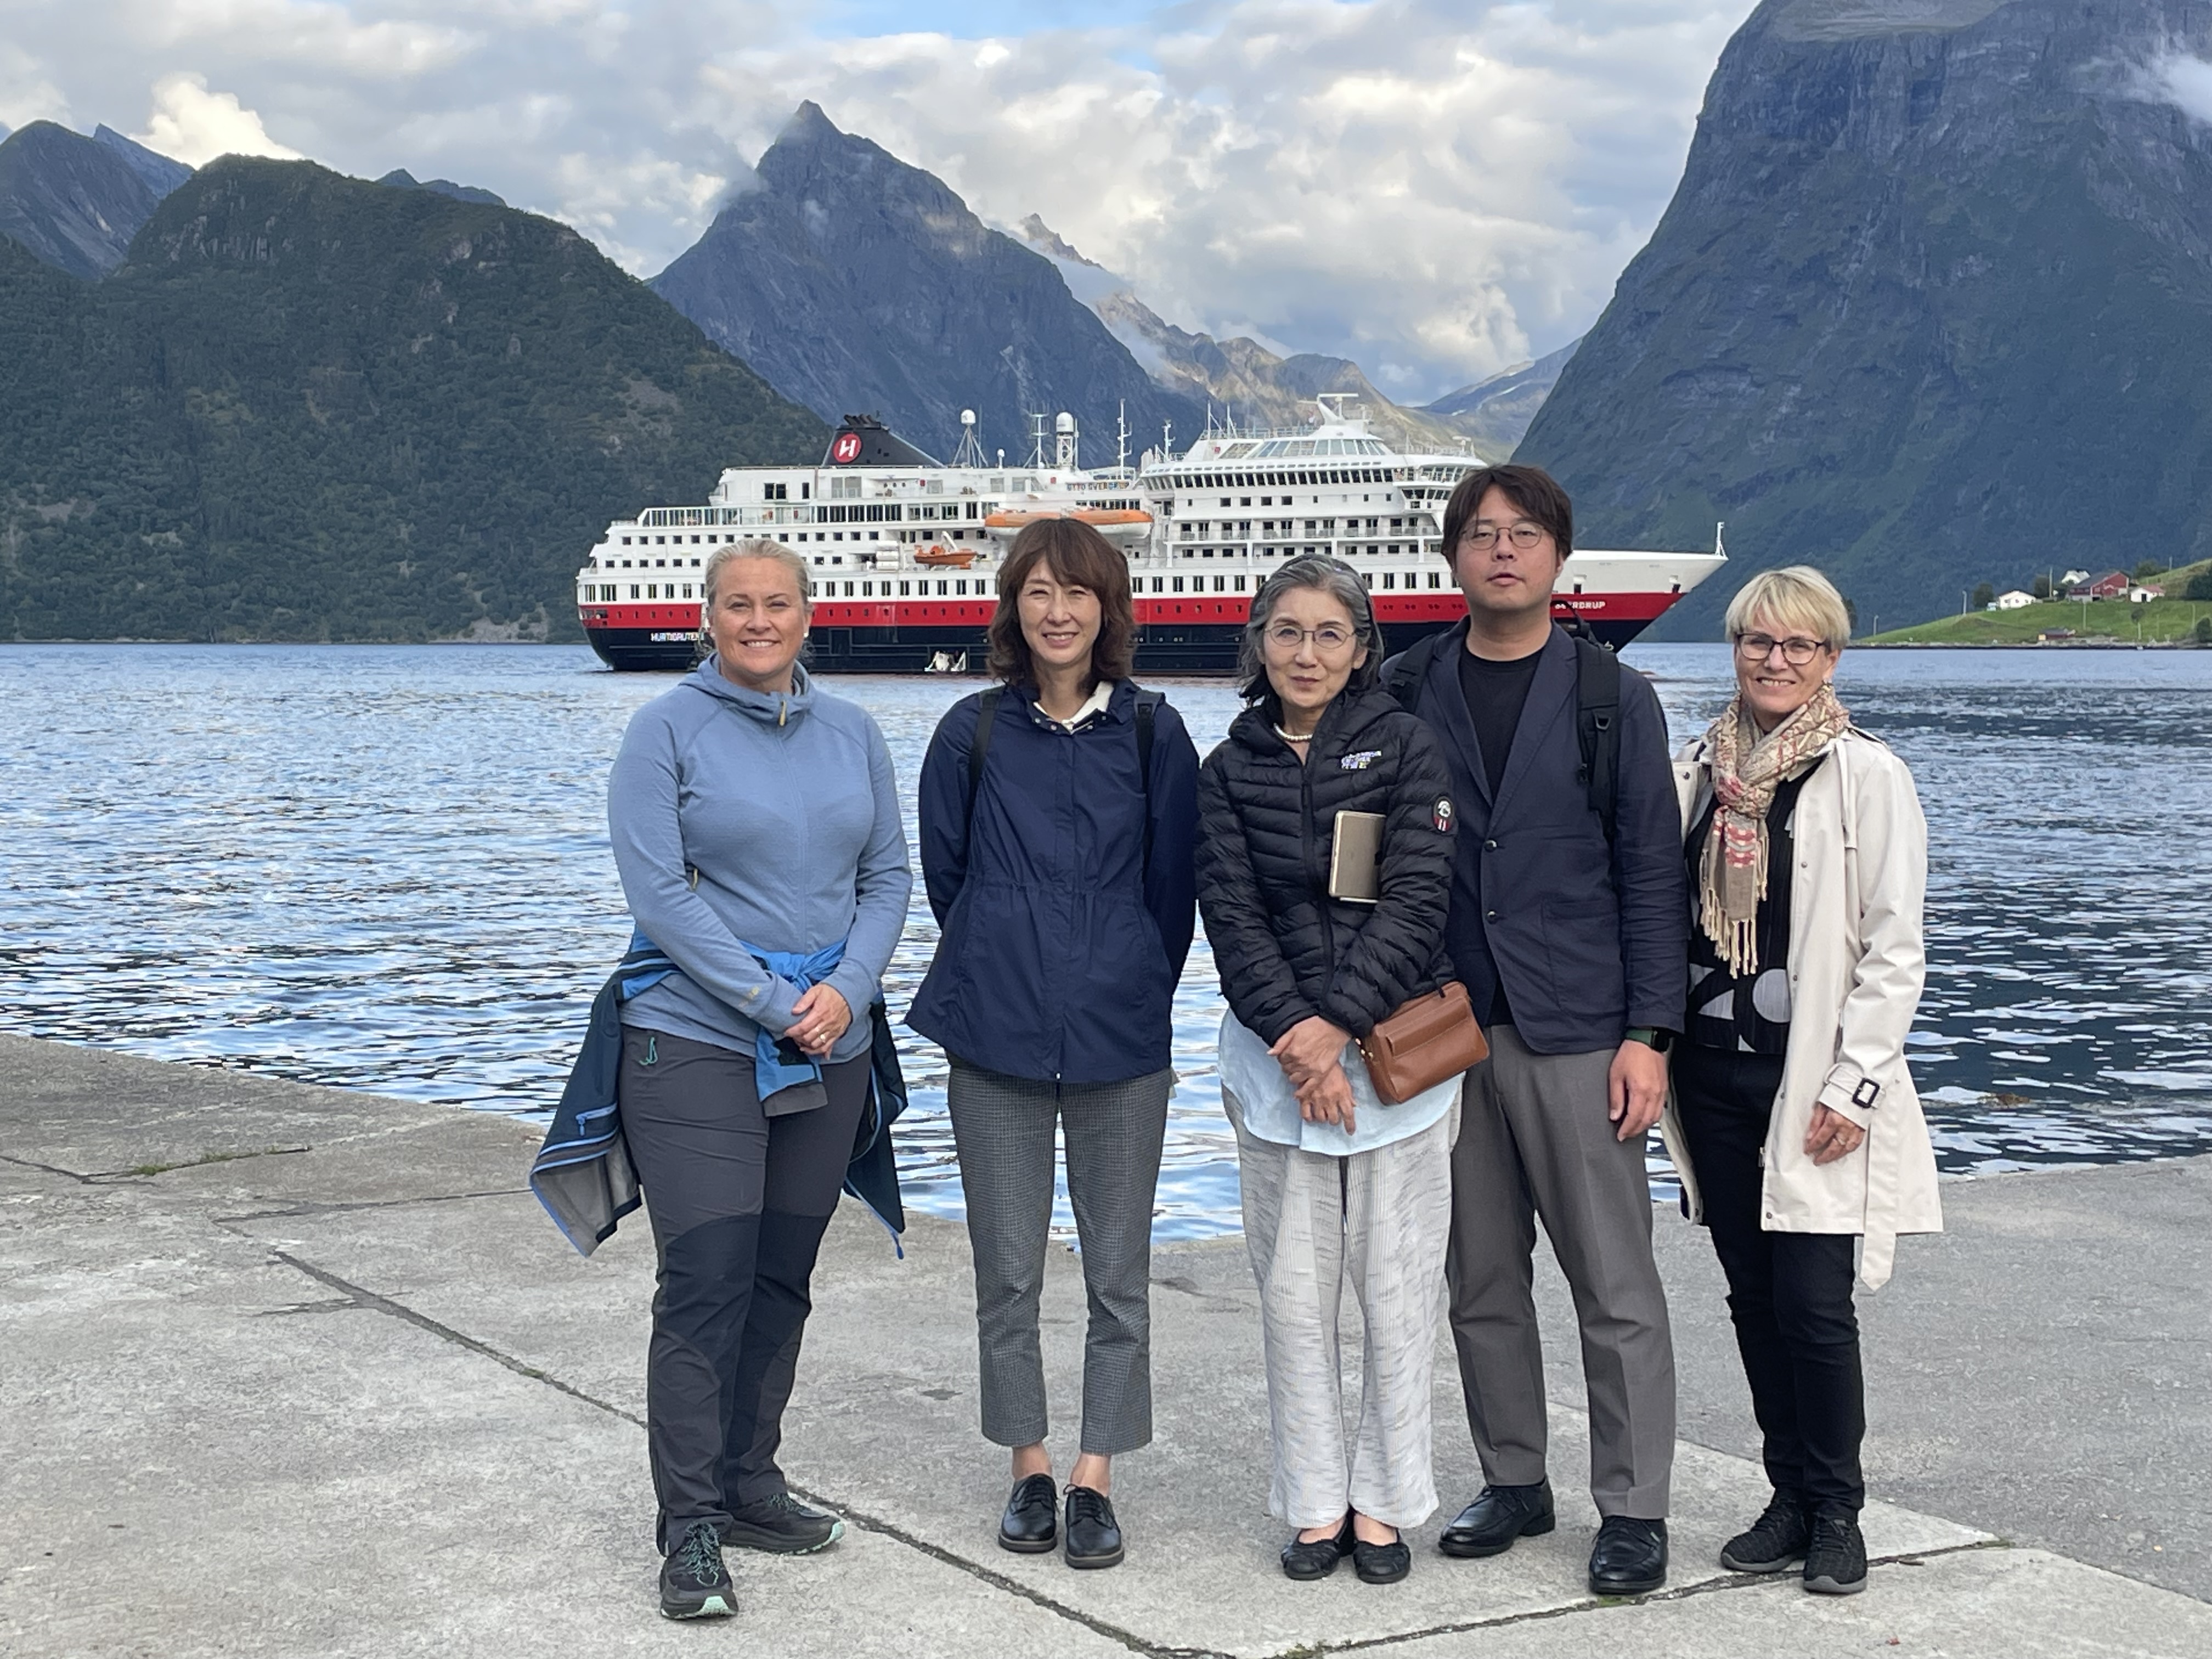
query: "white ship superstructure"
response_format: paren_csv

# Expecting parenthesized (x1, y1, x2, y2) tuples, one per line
(575, 400, 1722, 672)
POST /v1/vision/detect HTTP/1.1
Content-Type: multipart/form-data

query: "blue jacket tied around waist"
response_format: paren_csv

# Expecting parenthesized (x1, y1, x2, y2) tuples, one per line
(530, 931, 910, 1255)
(908, 680, 1200, 1084)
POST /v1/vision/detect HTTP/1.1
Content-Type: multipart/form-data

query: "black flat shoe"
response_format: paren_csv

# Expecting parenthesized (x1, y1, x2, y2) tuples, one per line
(1280, 1515, 1355, 1581)
(1438, 1479, 1555, 1558)
(1588, 1515, 1668, 1596)
(1063, 1485, 1124, 1570)
(1352, 1529, 1412, 1585)
(998, 1472, 1058, 1554)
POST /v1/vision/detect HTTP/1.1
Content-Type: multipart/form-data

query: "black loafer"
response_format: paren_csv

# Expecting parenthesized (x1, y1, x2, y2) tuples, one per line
(1063, 1485, 1124, 1570)
(1352, 1530, 1412, 1585)
(998, 1472, 1058, 1554)
(1281, 1515, 1354, 1581)
(1438, 1479, 1556, 1558)
(1588, 1515, 1668, 1596)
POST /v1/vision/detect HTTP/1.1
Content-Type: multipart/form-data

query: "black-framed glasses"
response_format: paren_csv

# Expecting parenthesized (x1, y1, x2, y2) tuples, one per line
(1459, 522, 1549, 551)
(1265, 622, 1358, 653)
(1734, 633, 1827, 665)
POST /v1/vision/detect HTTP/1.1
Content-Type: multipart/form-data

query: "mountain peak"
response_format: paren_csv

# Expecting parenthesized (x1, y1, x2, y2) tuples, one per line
(0, 121, 162, 279)
(93, 125, 191, 199)
(652, 112, 1200, 462)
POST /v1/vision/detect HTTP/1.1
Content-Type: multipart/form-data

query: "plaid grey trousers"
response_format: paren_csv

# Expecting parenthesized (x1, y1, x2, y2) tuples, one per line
(946, 1060, 1172, 1455)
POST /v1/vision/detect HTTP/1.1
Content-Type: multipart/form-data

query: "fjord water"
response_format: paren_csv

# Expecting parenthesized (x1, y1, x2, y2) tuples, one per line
(4, 643, 2208, 1239)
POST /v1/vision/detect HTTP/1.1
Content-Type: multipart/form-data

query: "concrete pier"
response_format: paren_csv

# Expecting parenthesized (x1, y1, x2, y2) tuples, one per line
(2, 1032, 2205, 1657)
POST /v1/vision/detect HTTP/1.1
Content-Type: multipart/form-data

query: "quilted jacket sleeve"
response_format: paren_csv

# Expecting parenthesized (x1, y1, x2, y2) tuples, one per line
(1196, 748, 1317, 1046)
(1317, 717, 1458, 1036)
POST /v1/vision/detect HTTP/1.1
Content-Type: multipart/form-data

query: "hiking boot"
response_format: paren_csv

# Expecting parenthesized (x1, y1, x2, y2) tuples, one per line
(724, 1491, 844, 1554)
(1720, 1490, 1810, 1573)
(1803, 1513, 1868, 1594)
(659, 1521, 737, 1620)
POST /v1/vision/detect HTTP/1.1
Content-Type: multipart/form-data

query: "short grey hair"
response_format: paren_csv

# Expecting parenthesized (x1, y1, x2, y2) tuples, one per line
(1237, 554, 1383, 701)
(702, 539, 813, 611)
(1724, 565, 1850, 650)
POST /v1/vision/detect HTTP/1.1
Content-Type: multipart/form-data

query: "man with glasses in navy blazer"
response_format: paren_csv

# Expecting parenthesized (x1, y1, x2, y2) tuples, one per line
(1384, 464, 1687, 1599)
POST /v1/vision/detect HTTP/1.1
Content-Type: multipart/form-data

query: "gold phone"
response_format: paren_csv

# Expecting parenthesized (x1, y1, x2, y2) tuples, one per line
(1328, 811, 1385, 904)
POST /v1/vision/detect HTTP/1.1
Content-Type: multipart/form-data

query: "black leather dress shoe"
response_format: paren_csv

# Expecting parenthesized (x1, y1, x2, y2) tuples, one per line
(998, 1473, 1058, 1554)
(1352, 1530, 1412, 1585)
(1280, 1515, 1354, 1581)
(1063, 1485, 1124, 1570)
(1588, 1515, 1668, 1596)
(1438, 1480, 1556, 1558)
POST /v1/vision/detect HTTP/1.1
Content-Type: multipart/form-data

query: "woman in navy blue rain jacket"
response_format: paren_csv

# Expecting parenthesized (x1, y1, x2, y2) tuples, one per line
(909, 518, 1200, 1572)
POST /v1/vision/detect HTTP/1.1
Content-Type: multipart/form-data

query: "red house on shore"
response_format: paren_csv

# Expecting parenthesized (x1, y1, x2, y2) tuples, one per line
(2066, 570, 2131, 600)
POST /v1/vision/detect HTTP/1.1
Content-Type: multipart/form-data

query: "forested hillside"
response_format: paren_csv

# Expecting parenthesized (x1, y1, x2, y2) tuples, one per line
(0, 157, 822, 642)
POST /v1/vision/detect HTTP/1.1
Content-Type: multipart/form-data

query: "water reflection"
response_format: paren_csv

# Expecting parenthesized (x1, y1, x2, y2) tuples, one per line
(3, 641, 2207, 1239)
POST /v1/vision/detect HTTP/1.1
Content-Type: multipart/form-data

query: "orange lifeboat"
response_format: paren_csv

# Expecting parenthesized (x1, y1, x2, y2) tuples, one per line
(913, 544, 978, 568)
(984, 507, 1153, 534)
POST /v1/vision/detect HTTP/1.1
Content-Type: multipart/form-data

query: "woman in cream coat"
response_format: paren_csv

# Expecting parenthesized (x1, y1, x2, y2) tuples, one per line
(1661, 566, 1940, 1601)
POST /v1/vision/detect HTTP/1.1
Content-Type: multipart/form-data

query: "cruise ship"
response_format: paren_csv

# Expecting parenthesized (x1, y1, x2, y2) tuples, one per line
(573, 398, 1723, 673)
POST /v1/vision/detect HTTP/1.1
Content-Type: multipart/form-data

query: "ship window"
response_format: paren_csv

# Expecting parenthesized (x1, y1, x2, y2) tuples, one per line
(1152, 578, 1164, 592)
(870, 531, 880, 540)
(621, 536, 631, 545)
(629, 585, 640, 599)
(1234, 575, 1246, 592)
(1361, 572, 1372, 588)
(843, 582, 854, 596)
(656, 536, 665, 544)
(900, 582, 911, 596)
(692, 558, 701, 567)
(1212, 575, 1226, 592)
(1383, 572, 1396, 589)
(1220, 498, 1231, 507)
(682, 585, 693, 599)
(936, 580, 947, 595)
(1172, 577, 1186, 593)
(1429, 572, 1442, 589)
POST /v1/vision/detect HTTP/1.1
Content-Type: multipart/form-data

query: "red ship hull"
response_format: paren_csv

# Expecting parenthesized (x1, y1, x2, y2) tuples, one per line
(579, 589, 1678, 673)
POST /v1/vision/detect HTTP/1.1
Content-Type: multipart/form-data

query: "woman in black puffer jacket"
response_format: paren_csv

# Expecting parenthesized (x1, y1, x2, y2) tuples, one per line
(1197, 555, 1463, 1588)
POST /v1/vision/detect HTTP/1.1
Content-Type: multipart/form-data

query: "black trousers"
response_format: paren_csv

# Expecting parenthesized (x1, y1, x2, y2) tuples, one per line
(618, 1026, 868, 1551)
(1673, 1043, 1866, 1516)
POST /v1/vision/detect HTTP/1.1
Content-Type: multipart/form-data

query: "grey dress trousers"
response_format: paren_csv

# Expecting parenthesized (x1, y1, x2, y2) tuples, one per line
(1446, 1024, 1677, 1519)
(946, 1058, 1172, 1456)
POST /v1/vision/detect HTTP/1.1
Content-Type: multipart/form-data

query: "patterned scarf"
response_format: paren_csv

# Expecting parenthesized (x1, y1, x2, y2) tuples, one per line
(1699, 682, 1850, 975)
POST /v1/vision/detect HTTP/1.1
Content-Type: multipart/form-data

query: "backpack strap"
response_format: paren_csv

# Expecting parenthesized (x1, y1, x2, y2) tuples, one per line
(1574, 637, 1622, 845)
(1384, 628, 1452, 714)
(1135, 688, 1163, 879)
(964, 687, 1002, 833)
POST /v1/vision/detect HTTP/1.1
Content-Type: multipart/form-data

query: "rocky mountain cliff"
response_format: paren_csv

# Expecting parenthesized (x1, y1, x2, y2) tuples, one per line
(1518, 0, 2212, 635)
(377, 169, 507, 207)
(1017, 216, 1479, 457)
(1419, 340, 1579, 456)
(651, 104, 1202, 465)
(0, 122, 184, 279)
(0, 158, 820, 642)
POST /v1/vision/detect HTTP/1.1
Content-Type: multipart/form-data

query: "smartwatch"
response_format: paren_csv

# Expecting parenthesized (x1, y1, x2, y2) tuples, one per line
(1624, 1026, 1675, 1054)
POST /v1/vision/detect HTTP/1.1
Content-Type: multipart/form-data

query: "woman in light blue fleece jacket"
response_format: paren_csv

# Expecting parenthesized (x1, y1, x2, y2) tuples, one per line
(607, 540, 911, 1620)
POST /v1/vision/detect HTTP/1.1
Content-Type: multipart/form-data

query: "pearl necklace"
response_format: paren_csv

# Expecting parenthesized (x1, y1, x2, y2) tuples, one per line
(1274, 724, 1314, 744)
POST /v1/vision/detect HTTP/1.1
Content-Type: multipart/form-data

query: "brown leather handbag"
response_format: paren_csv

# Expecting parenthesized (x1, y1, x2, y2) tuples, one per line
(1357, 981, 1489, 1104)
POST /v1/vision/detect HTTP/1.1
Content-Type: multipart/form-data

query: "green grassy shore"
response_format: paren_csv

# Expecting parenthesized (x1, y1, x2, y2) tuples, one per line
(1867, 563, 2212, 645)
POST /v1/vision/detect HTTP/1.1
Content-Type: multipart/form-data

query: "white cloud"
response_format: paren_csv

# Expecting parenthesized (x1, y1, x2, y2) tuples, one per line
(2139, 50, 2212, 123)
(134, 71, 303, 165)
(5, 1, 1757, 399)
(0, 42, 71, 131)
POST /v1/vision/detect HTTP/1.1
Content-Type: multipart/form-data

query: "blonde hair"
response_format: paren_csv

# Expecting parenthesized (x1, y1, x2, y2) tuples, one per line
(1724, 565, 1850, 650)
(702, 540, 813, 611)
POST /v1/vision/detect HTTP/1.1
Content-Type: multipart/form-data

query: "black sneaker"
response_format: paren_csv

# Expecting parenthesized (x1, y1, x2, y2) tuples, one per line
(1720, 1491, 1810, 1574)
(660, 1520, 737, 1620)
(723, 1491, 845, 1554)
(1803, 1513, 1868, 1595)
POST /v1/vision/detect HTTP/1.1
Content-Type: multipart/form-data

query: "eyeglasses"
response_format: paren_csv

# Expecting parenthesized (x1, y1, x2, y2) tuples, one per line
(1459, 522, 1549, 552)
(1265, 622, 1359, 653)
(1734, 633, 1828, 665)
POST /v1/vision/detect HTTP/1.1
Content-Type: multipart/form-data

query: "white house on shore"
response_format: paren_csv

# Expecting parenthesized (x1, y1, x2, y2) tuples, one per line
(1994, 590, 2036, 610)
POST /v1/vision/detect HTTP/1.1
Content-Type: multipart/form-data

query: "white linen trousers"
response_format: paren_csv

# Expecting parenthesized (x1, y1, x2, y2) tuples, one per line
(1223, 1083, 1459, 1530)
